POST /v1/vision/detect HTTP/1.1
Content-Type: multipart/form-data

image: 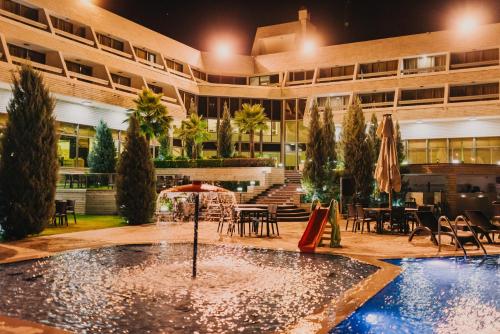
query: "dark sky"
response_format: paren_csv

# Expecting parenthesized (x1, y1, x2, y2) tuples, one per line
(94, 0, 500, 54)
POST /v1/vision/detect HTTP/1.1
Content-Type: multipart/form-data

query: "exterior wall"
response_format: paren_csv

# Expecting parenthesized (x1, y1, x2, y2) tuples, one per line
(85, 190, 117, 215)
(55, 188, 86, 214)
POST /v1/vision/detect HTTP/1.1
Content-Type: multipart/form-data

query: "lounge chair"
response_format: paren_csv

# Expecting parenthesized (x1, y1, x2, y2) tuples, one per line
(464, 210, 500, 244)
(409, 211, 486, 256)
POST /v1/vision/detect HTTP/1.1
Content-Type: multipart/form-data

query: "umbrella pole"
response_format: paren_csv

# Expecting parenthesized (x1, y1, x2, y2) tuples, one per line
(389, 179, 392, 209)
(192, 193, 199, 278)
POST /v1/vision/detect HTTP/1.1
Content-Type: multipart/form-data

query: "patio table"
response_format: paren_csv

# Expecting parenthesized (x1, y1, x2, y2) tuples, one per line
(363, 207, 418, 234)
(235, 207, 269, 237)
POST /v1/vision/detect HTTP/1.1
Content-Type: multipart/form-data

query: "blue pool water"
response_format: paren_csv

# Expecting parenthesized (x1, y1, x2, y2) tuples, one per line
(332, 255, 499, 334)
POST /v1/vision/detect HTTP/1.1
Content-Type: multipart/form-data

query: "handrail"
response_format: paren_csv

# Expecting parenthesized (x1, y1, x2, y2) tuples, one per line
(68, 71, 109, 86)
(450, 59, 499, 69)
(99, 44, 133, 59)
(317, 74, 354, 82)
(438, 216, 467, 258)
(54, 28, 95, 46)
(455, 215, 487, 255)
(11, 56, 63, 74)
(357, 70, 398, 79)
(137, 57, 164, 70)
(401, 66, 446, 75)
(113, 83, 140, 94)
(449, 94, 499, 102)
(399, 97, 444, 105)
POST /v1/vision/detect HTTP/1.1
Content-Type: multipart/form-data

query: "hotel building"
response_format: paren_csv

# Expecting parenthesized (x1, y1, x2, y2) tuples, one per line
(0, 0, 498, 172)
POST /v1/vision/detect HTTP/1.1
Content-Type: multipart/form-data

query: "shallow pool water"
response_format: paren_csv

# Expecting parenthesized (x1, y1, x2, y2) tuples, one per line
(332, 255, 500, 334)
(0, 243, 377, 333)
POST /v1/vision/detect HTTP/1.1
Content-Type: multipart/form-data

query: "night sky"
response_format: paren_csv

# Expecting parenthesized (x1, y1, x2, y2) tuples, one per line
(94, 0, 500, 54)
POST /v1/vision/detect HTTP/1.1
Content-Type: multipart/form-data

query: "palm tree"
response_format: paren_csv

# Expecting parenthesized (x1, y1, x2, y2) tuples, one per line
(234, 103, 269, 158)
(175, 112, 209, 159)
(130, 88, 173, 146)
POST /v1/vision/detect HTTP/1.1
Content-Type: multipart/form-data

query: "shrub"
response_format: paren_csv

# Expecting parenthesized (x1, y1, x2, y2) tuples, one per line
(153, 157, 275, 168)
(116, 115, 156, 225)
(0, 66, 58, 240)
(88, 120, 116, 173)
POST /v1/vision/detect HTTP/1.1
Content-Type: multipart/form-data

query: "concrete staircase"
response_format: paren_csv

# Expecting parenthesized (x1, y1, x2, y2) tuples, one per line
(247, 169, 309, 222)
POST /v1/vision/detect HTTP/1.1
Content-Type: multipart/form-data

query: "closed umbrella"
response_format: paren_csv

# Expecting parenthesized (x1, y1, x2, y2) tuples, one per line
(161, 181, 230, 278)
(374, 114, 401, 209)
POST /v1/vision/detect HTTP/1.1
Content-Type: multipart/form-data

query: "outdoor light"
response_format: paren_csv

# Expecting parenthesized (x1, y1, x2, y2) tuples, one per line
(460, 194, 467, 198)
(457, 15, 480, 34)
(237, 186, 243, 192)
(278, 163, 283, 168)
(302, 39, 316, 54)
(215, 42, 232, 59)
(452, 159, 460, 164)
(296, 187, 303, 192)
(249, 181, 255, 186)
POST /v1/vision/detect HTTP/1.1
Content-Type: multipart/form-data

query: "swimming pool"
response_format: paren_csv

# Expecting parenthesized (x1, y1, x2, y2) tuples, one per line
(332, 255, 499, 334)
(0, 243, 377, 333)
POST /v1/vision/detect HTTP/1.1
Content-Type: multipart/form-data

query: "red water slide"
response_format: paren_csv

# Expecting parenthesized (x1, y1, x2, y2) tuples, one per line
(298, 208, 329, 253)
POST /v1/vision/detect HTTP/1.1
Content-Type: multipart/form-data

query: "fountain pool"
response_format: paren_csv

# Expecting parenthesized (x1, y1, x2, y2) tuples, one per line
(0, 243, 377, 333)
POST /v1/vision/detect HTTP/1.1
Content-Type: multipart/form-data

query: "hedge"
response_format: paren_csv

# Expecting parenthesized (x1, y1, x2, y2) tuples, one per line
(154, 158, 275, 168)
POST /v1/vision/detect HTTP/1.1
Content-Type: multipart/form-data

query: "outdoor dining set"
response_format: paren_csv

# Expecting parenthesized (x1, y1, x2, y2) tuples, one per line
(52, 200, 77, 226)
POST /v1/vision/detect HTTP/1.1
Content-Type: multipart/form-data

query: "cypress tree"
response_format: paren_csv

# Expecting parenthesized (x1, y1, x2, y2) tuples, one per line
(218, 102, 234, 158)
(395, 121, 405, 166)
(158, 132, 171, 160)
(302, 100, 324, 197)
(115, 114, 156, 225)
(341, 98, 374, 203)
(322, 99, 338, 201)
(88, 120, 116, 173)
(367, 113, 381, 163)
(0, 66, 58, 240)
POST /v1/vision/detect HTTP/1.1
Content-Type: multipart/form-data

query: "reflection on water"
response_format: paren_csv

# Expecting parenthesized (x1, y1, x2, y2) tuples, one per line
(0, 244, 377, 334)
(332, 256, 500, 334)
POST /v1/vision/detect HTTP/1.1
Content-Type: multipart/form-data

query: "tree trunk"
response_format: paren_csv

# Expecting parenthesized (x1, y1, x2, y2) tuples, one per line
(249, 130, 255, 158)
(238, 133, 242, 155)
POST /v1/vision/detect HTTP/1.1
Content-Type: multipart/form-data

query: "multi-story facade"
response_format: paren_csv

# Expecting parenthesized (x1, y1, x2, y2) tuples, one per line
(0, 0, 499, 170)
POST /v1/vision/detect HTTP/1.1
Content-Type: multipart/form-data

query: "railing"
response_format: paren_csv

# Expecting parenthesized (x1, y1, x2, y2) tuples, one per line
(357, 70, 398, 79)
(360, 101, 394, 108)
(161, 95, 177, 104)
(399, 97, 444, 106)
(401, 65, 447, 75)
(317, 74, 354, 82)
(58, 172, 116, 189)
(0, 8, 47, 30)
(450, 59, 499, 70)
(54, 28, 95, 46)
(11, 56, 63, 74)
(449, 94, 499, 102)
(113, 82, 140, 94)
(99, 44, 133, 59)
(286, 79, 313, 86)
(168, 68, 192, 79)
(137, 57, 164, 70)
(68, 70, 109, 86)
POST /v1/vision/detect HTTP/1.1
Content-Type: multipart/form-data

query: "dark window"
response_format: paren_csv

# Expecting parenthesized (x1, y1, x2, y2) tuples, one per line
(149, 83, 163, 94)
(66, 61, 92, 76)
(449, 83, 499, 102)
(97, 34, 124, 51)
(111, 73, 131, 86)
(3, 0, 38, 21)
(207, 74, 246, 85)
(192, 69, 207, 81)
(166, 59, 184, 73)
(271, 100, 282, 121)
(198, 96, 208, 117)
(357, 92, 395, 107)
(135, 47, 156, 63)
(450, 49, 499, 69)
(51, 16, 73, 33)
(318, 65, 354, 81)
(359, 60, 398, 78)
(208, 97, 218, 118)
(400, 87, 445, 105)
(402, 55, 446, 74)
(8, 44, 45, 63)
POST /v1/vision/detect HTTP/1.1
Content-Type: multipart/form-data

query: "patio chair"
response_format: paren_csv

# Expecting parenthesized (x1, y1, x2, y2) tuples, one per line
(345, 203, 357, 231)
(389, 206, 406, 233)
(355, 205, 376, 233)
(53, 200, 68, 226)
(409, 211, 485, 255)
(265, 204, 279, 236)
(464, 210, 500, 244)
(66, 200, 77, 224)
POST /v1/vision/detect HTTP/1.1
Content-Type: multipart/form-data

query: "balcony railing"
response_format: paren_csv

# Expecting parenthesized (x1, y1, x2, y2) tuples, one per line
(399, 97, 444, 106)
(53, 28, 94, 46)
(168, 68, 192, 79)
(286, 79, 313, 86)
(68, 71, 109, 86)
(450, 59, 499, 70)
(357, 70, 398, 79)
(113, 82, 140, 94)
(360, 101, 394, 108)
(99, 44, 133, 59)
(137, 57, 164, 70)
(449, 94, 499, 102)
(0, 8, 47, 30)
(317, 74, 353, 83)
(11, 56, 63, 74)
(161, 95, 177, 104)
(401, 65, 447, 75)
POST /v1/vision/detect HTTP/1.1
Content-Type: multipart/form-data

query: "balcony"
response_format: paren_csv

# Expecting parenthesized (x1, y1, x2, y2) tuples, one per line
(50, 16, 95, 46)
(401, 55, 447, 75)
(113, 82, 140, 94)
(100, 44, 132, 59)
(450, 49, 499, 70)
(358, 60, 398, 79)
(286, 70, 314, 86)
(449, 83, 499, 103)
(0, 1, 47, 30)
(399, 87, 445, 106)
(53, 28, 94, 46)
(357, 91, 395, 109)
(317, 65, 355, 83)
(68, 70, 109, 86)
(11, 55, 62, 74)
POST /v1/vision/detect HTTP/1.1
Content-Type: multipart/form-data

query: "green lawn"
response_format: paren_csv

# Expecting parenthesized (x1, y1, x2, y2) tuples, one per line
(39, 215, 126, 236)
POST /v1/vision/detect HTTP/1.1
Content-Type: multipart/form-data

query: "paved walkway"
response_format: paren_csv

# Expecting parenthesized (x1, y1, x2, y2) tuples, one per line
(0, 220, 498, 333)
